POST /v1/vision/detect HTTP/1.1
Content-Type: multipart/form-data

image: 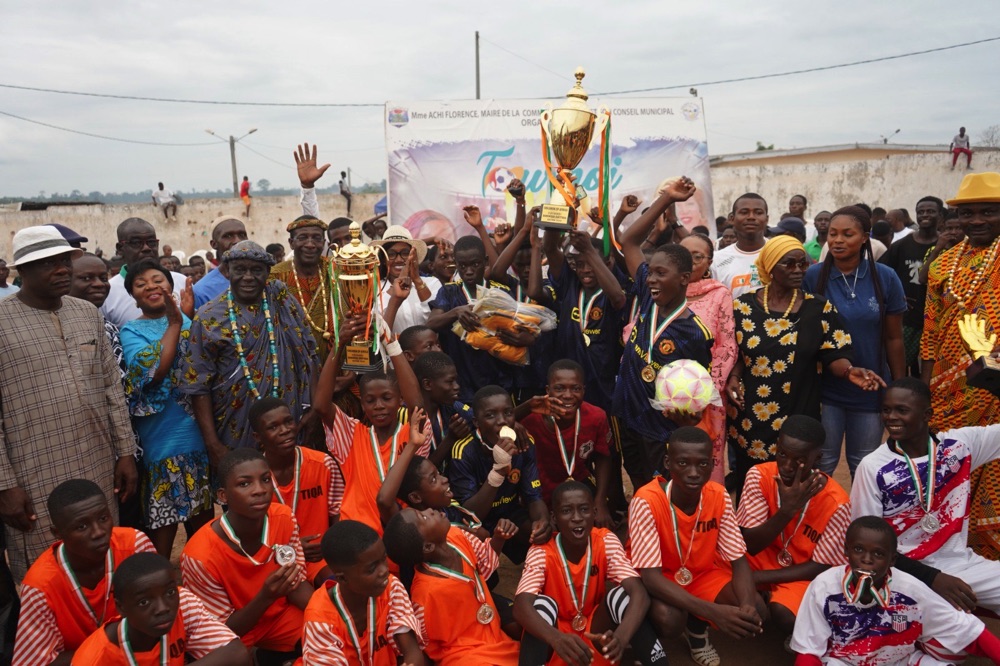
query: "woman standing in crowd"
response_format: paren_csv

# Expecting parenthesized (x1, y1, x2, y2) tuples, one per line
(120, 259, 213, 557)
(679, 233, 737, 483)
(726, 236, 883, 491)
(804, 206, 906, 476)
(373, 226, 441, 334)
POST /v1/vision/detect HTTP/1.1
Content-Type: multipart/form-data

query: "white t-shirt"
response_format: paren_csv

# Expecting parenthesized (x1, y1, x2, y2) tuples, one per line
(953, 134, 971, 150)
(711, 242, 765, 299)
(152, 188, 175, 205)
(375, 276, 443, 335)
(892, 228, 914, 244)
(791, 565, 984, 665)
(100, 270, 187, 327)
(851, 425, 1000, 564)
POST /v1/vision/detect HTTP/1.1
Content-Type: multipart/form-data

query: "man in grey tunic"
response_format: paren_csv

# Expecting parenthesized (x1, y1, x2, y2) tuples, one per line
(0, 226, 137, 579)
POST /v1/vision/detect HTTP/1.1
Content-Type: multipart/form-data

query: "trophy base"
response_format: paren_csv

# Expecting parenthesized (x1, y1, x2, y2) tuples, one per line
(536, 203, 576, 231)
(342, 341, 383, 373)
(967, 357, 1000, 398)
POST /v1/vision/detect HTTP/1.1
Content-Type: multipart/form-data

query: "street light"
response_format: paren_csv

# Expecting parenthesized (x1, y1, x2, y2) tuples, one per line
(205, 128, 258, 196)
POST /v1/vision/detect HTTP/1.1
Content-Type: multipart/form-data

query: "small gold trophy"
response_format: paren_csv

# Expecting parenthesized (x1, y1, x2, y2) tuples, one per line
(959, 313, 1000, 394)
(538, 67, 610, 231)
(332, 222, 384, 372)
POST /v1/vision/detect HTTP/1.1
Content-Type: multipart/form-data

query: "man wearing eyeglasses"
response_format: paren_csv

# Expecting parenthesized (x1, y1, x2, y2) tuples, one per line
(100, 218, 188, 327)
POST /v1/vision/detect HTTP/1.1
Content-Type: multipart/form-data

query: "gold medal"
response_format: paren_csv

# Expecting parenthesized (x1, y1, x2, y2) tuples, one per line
(572, 613, 587, 632)
(476, 603, 495, 625)
(583, 333, 591, 347)
(777, 549, 794, 568)
(641, 364, 656, 383)
(674, 567, 693, 586)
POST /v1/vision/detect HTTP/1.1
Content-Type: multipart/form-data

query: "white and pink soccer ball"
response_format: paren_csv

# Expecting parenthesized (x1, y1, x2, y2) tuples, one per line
(650, 359, 719, 414)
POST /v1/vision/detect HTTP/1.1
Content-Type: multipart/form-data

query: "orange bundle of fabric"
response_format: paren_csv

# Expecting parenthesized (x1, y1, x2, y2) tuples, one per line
(453, 288, 556, 366)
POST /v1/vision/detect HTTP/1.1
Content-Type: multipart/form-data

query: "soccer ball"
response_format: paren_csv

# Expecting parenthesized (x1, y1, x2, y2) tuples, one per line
(653, 360, 715, 414)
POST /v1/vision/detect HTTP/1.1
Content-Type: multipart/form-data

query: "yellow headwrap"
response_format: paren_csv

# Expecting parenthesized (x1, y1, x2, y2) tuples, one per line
(755, 236, 806, 285)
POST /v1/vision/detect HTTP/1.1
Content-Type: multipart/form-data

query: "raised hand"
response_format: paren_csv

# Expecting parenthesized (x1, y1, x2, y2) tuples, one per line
(776, 464, 824, 514)
(409, 406, 428, 450)
(179, 281, 194, 318)
(448, 413, 471, 439)
(656, 176, 697, 202)
(463, 206, 484, 229)
(618, 194, 641, 216)
(164, 286, 184, 325)
(506, 178, 526, 203)
(492, 518, 519, 541)
(493, 222, 512, 246)
(294, 143, 331, 188)
(389, 277, 412, 300)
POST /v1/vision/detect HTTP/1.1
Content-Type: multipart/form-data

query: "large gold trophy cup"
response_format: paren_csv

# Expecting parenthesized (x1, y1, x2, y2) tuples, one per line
(538, 67, 610, 230)
(332, 222, 384, 372)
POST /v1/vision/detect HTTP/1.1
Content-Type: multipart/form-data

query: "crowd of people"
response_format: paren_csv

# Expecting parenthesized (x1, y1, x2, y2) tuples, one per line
(2, 143, 1000, 666)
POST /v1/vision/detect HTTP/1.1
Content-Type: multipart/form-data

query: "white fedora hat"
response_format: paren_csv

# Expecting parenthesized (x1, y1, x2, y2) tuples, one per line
(11, 225, 83, 267)
(372, 225, 428, 264)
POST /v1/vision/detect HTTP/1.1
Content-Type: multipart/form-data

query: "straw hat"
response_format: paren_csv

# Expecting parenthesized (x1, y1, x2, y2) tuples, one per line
(372, 225, 427, 263)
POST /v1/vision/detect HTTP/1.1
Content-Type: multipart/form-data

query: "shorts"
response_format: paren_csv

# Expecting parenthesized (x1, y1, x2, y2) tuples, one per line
(241, 195, 251, 205)
(766, 580, 809, 616)
(664, 566, 732, 606)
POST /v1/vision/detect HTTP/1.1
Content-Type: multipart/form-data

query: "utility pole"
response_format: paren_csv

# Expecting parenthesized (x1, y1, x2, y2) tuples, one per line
(475, 31, 481, 100)
(228, 136, 239, 197)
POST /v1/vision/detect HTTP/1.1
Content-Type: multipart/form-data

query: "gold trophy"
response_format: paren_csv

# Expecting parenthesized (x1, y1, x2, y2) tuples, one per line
(332, 222, 384, 372)
(538, 67, 611, 230)
(958, 313, 1000, 394)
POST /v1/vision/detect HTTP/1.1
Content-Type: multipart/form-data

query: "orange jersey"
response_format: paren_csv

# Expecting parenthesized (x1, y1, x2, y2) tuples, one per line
(300, 575, 421, 666)
(516, 529, 638, 666)
(272, 446, 345, 580)
(70, 588, 238, 665)
(325, 409, 428, 535)
(15, 528, 155, 666)
(411, 527, 518, 666)
(180, 503, 306, 651)
(629, 476, 746, 577)
(736, 462, 851, 570)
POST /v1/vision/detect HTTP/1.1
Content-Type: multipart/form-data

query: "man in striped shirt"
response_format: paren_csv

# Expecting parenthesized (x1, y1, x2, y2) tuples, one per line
(736, 415, 851, 636)
(14, 480, 155, 666)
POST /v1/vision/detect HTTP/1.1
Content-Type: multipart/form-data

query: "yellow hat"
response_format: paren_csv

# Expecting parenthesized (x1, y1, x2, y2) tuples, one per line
(756, 236, 805, 286)
(947, 172, 1000, 206)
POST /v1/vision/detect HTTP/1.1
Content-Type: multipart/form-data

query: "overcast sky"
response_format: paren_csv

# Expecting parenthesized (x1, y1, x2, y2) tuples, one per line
(1, 0, 998, 198)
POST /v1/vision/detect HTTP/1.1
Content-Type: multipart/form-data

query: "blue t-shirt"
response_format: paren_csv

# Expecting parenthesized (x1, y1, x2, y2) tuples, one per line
(804, 260, 906, 412)
(193, 267, 229, 311)
(428, 400, 474, 454)
(428, 280, 516, 403)
(449, 432, 542, 531)
(611, 263, 714, 441)
(550, 264, 627, 411)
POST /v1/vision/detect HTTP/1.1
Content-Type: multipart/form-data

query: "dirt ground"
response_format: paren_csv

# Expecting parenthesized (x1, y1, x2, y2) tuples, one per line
(169, 449, 1000, 665)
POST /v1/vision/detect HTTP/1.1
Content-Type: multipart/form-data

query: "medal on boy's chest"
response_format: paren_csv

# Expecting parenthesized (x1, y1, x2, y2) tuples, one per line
(641, 364, 656, 383)
(777, 549, 794, 568)
(919, 513, 941, 533)
(643, 299, 688, 385)
(477, 603, 495, 625)
(572, 613, 587, 632)
(674, 567, 694, 587)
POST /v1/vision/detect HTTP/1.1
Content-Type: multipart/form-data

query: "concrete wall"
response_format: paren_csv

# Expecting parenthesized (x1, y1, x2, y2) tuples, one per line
(710, 149, 1000, 217)
(0, 193, 382, 261)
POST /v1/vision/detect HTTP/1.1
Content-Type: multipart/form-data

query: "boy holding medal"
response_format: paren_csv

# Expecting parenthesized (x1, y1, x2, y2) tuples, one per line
(181, 449, 312, 664)
(301, 521, 426, 666)
(852, 378, 1000, 614)
(382, 507, 520, 666)
(14, 480, 156, 666)
(791, 516, 1000, 665)
(521, 360, 615, 527)
(613, 176, 714, 488)
(314, 315, 429, 536)
(250, 396, 345, 586)
(737, 415, 851, 635)
(629, 428, 764, 666)
(70, 553, 249, 665)
(514, 481, 667, 666)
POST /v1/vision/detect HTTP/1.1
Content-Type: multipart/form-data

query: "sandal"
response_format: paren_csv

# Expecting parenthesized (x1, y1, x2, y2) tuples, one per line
(683, 629, 721, 666)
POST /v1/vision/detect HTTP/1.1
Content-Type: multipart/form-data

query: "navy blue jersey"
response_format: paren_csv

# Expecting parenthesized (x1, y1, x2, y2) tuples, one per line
(428, 400, 474, 453)
(612, 263, 714, 441)
(449, 432, 542, 531)
(549, 264, 627, 411)
(429, 280, 516, 403)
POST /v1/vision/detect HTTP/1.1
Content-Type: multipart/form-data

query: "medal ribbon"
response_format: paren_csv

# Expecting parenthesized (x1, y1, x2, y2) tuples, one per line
(665, 481, 702, 575)
(57, 544, 113, 628)
(646, 299, 688, 364)
(451, 504, 483, 531)
(775, 486, 812, 557)
(370, 422, 402, 483)
(271, 447, 302, 516)
(900, 436, 937, 516)
(119, 618, 168, 666)
(841, 568, 891, 608)
(460, 281, 484, 305)
(219, 514, 272, 566)
(421, 544, 488, 605)
(578, 288, 603, 336)
(555, 533, 592, 619)
(552, 411, 581, 478)
(331, 583, 377, 666)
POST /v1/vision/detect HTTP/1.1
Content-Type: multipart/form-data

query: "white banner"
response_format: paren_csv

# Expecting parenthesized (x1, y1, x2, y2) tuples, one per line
(384, 97, 713, 243)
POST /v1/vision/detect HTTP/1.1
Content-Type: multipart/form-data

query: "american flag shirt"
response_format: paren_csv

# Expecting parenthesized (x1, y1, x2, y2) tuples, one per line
(851, 426, 1000, 562)
(791, 566, 983, 665)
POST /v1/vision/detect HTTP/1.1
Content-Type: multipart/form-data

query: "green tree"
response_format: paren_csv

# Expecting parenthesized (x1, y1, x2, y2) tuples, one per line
(755, 141, 774, 152)
(257, 178, 271, 192)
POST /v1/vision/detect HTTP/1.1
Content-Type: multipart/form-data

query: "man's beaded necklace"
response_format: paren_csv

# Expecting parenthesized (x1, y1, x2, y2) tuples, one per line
(226, 288, 280, 399)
